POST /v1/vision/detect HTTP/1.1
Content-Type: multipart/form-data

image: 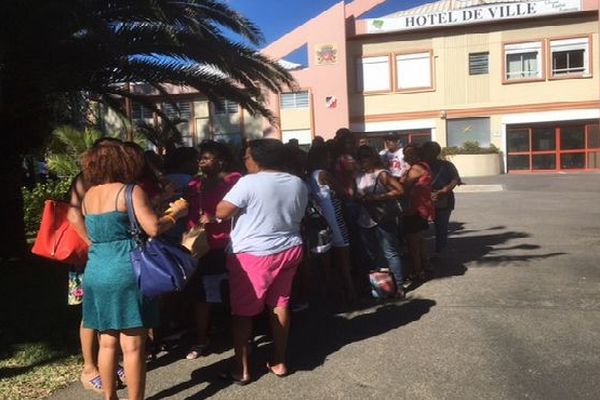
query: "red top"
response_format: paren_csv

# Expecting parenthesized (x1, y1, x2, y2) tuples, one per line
(408, 162, 435, 221)
(185, 177, 202, 230)
(201, 172, 242, 249)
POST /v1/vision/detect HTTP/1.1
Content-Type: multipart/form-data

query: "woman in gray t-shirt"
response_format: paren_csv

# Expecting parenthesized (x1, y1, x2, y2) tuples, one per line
(216, 139, 308, 385)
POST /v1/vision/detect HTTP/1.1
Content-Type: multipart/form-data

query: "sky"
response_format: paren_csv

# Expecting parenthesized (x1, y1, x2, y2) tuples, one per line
(226, 0, 432, 63)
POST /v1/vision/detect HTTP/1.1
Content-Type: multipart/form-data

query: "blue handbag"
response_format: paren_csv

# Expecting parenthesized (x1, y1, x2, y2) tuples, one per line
(124, 185, 197, 298)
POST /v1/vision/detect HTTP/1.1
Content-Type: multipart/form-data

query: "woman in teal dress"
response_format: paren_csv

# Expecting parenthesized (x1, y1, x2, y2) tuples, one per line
(80, 141, 188, 400)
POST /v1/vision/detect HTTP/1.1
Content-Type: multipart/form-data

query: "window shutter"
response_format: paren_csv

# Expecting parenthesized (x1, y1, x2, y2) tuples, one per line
(469, 52, 489, 75)
(396, 52, 431, 89)
(357, 56, 390, 92)
(280, 91, 309, 109)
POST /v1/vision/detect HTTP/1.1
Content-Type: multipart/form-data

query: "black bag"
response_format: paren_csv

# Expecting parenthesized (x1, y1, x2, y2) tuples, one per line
(304, 199, 332, 254)
(364, 171, 403, 224)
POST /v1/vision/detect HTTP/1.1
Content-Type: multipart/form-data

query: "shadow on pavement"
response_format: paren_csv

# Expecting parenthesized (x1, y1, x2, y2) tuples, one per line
(146, 298, 435, 400)
(428, 221, 567, 281)
(288, 298, 436, 372)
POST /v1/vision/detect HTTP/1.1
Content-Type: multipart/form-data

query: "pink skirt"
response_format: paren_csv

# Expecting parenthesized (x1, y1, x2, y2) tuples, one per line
(226, 245, 303, 316)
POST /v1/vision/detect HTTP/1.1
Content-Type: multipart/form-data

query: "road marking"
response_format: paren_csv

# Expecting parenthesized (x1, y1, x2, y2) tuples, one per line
(455, 184, 504, 193)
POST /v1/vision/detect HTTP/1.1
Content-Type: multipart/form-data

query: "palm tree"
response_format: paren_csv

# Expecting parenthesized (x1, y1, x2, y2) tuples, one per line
(45, 125, 138, 178)
(0, 0, 294, 257)
(136, 118, 189, 155)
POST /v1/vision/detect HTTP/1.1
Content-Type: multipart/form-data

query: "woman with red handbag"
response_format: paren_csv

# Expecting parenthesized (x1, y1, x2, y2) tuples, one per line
(79, 140, 188, 400)
(65, 138, 124, 394)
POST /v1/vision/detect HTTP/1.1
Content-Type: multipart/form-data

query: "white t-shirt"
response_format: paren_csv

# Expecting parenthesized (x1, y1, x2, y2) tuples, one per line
(355, 169, 387, 229)
(223, 171, 308, 256)
(379, 148, 409, 178)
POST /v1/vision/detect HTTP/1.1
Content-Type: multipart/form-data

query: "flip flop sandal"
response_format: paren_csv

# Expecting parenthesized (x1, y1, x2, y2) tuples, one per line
(266, 362, 288, 378)
(116, 365, 127, 386)
(219, 370, 251, 386)
(81, 374, 103, 393)
(186, 344, 209, 360)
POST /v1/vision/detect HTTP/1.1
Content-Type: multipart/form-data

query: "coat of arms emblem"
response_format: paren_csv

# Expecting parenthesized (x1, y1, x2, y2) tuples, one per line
(316, 44, 337, 65)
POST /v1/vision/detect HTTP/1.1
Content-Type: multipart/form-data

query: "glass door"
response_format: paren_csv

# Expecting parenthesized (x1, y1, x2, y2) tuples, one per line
(587, 125, 600, 169)
(507, 128, 531, 171)
(531, 127, 557, 170)
(508, 123, 600, 172)
(559, 125, 586, 169)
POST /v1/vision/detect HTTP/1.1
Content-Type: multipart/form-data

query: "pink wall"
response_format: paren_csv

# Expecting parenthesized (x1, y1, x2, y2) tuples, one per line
(582, 0, 600, 11)
(262, 0, 387, 140)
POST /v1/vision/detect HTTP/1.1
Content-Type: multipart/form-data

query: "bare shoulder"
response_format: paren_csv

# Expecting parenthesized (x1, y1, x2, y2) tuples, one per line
(411, 164, 426, 174)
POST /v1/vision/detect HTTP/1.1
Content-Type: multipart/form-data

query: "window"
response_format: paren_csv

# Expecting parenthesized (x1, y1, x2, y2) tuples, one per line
(446, 118, 491, 148)
(279, 91, 309, 109)
(396, 52, 431, 89)
(281, 129, 312, 146)
(550, 38, 590, 77)
(131, 102, 153, 120)
(505, 42, 542, 81)
(162, 102, 192, 141)
(214, 99, 238, 115)
(469, 52, 489, 75)
(356, 56, 390, 92)
(162, 102, 192, 121)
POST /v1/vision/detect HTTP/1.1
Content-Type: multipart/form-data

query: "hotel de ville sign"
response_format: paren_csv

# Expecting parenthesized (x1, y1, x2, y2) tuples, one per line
(366, 0, 582, 33)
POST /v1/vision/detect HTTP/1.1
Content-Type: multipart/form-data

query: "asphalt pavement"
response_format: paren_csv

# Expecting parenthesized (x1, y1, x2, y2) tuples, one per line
(49, 173, 600, 400)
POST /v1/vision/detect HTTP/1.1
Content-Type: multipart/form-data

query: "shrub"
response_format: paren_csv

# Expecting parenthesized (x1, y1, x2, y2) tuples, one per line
(22, 179, 72, 237)
(442, 141, 499, 157)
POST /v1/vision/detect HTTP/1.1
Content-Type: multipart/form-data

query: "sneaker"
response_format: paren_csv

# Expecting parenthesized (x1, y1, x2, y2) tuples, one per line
(394, 288, 406, 300)
(400, 279, 412, 290)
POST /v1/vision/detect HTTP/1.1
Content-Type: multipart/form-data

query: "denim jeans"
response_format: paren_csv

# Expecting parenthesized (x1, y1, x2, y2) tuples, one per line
(434, 207, 452, 253)
(359, 221, 404, 285)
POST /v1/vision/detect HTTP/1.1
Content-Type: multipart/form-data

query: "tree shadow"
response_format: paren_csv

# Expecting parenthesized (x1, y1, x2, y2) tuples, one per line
(426, 221, 567, 282)
(0, 350, 74, 379)
(146, 299, 435, 400)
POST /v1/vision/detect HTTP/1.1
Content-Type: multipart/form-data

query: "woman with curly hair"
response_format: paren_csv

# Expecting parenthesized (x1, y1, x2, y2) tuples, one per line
(80, 140, 188, 400)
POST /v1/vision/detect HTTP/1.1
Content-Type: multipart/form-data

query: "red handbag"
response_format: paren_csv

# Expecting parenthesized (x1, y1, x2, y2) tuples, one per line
(31, 200, 89, 265)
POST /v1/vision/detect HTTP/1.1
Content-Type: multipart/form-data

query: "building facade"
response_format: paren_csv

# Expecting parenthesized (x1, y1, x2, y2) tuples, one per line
(263, 0, 600, 173)
(129, 0, 600, 174)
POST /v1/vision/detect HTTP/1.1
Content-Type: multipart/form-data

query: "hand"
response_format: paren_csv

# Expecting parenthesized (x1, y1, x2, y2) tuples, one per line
(166, 198, 188, 219)
(199, 213, 212, 224)
(431, 189, 445, 201)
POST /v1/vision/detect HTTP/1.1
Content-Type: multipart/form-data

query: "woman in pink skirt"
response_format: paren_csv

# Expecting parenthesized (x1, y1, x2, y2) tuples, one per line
(216, 139, 308, 385)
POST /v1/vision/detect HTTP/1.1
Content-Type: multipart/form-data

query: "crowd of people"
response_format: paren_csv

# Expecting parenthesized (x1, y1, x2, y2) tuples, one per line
(66, 129, 460, 399)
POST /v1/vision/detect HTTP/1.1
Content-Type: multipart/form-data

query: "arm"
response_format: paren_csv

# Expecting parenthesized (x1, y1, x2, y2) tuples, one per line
(131, 185, 188, 237)
(215, 200, 239, 221)
(434, 178, 460, 196)
(66, 175, 91, 245)
(215, 176, 247, 221)
(432, 163, 460, 199)
(363, 171, 404, 202)
(401, 164, 426, 191)
(319, 170, 347, 199)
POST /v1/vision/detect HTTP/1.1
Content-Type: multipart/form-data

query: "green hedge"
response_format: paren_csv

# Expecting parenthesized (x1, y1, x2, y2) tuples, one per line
(22, 179, 72, 237)
(442, 141, 500, 157)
